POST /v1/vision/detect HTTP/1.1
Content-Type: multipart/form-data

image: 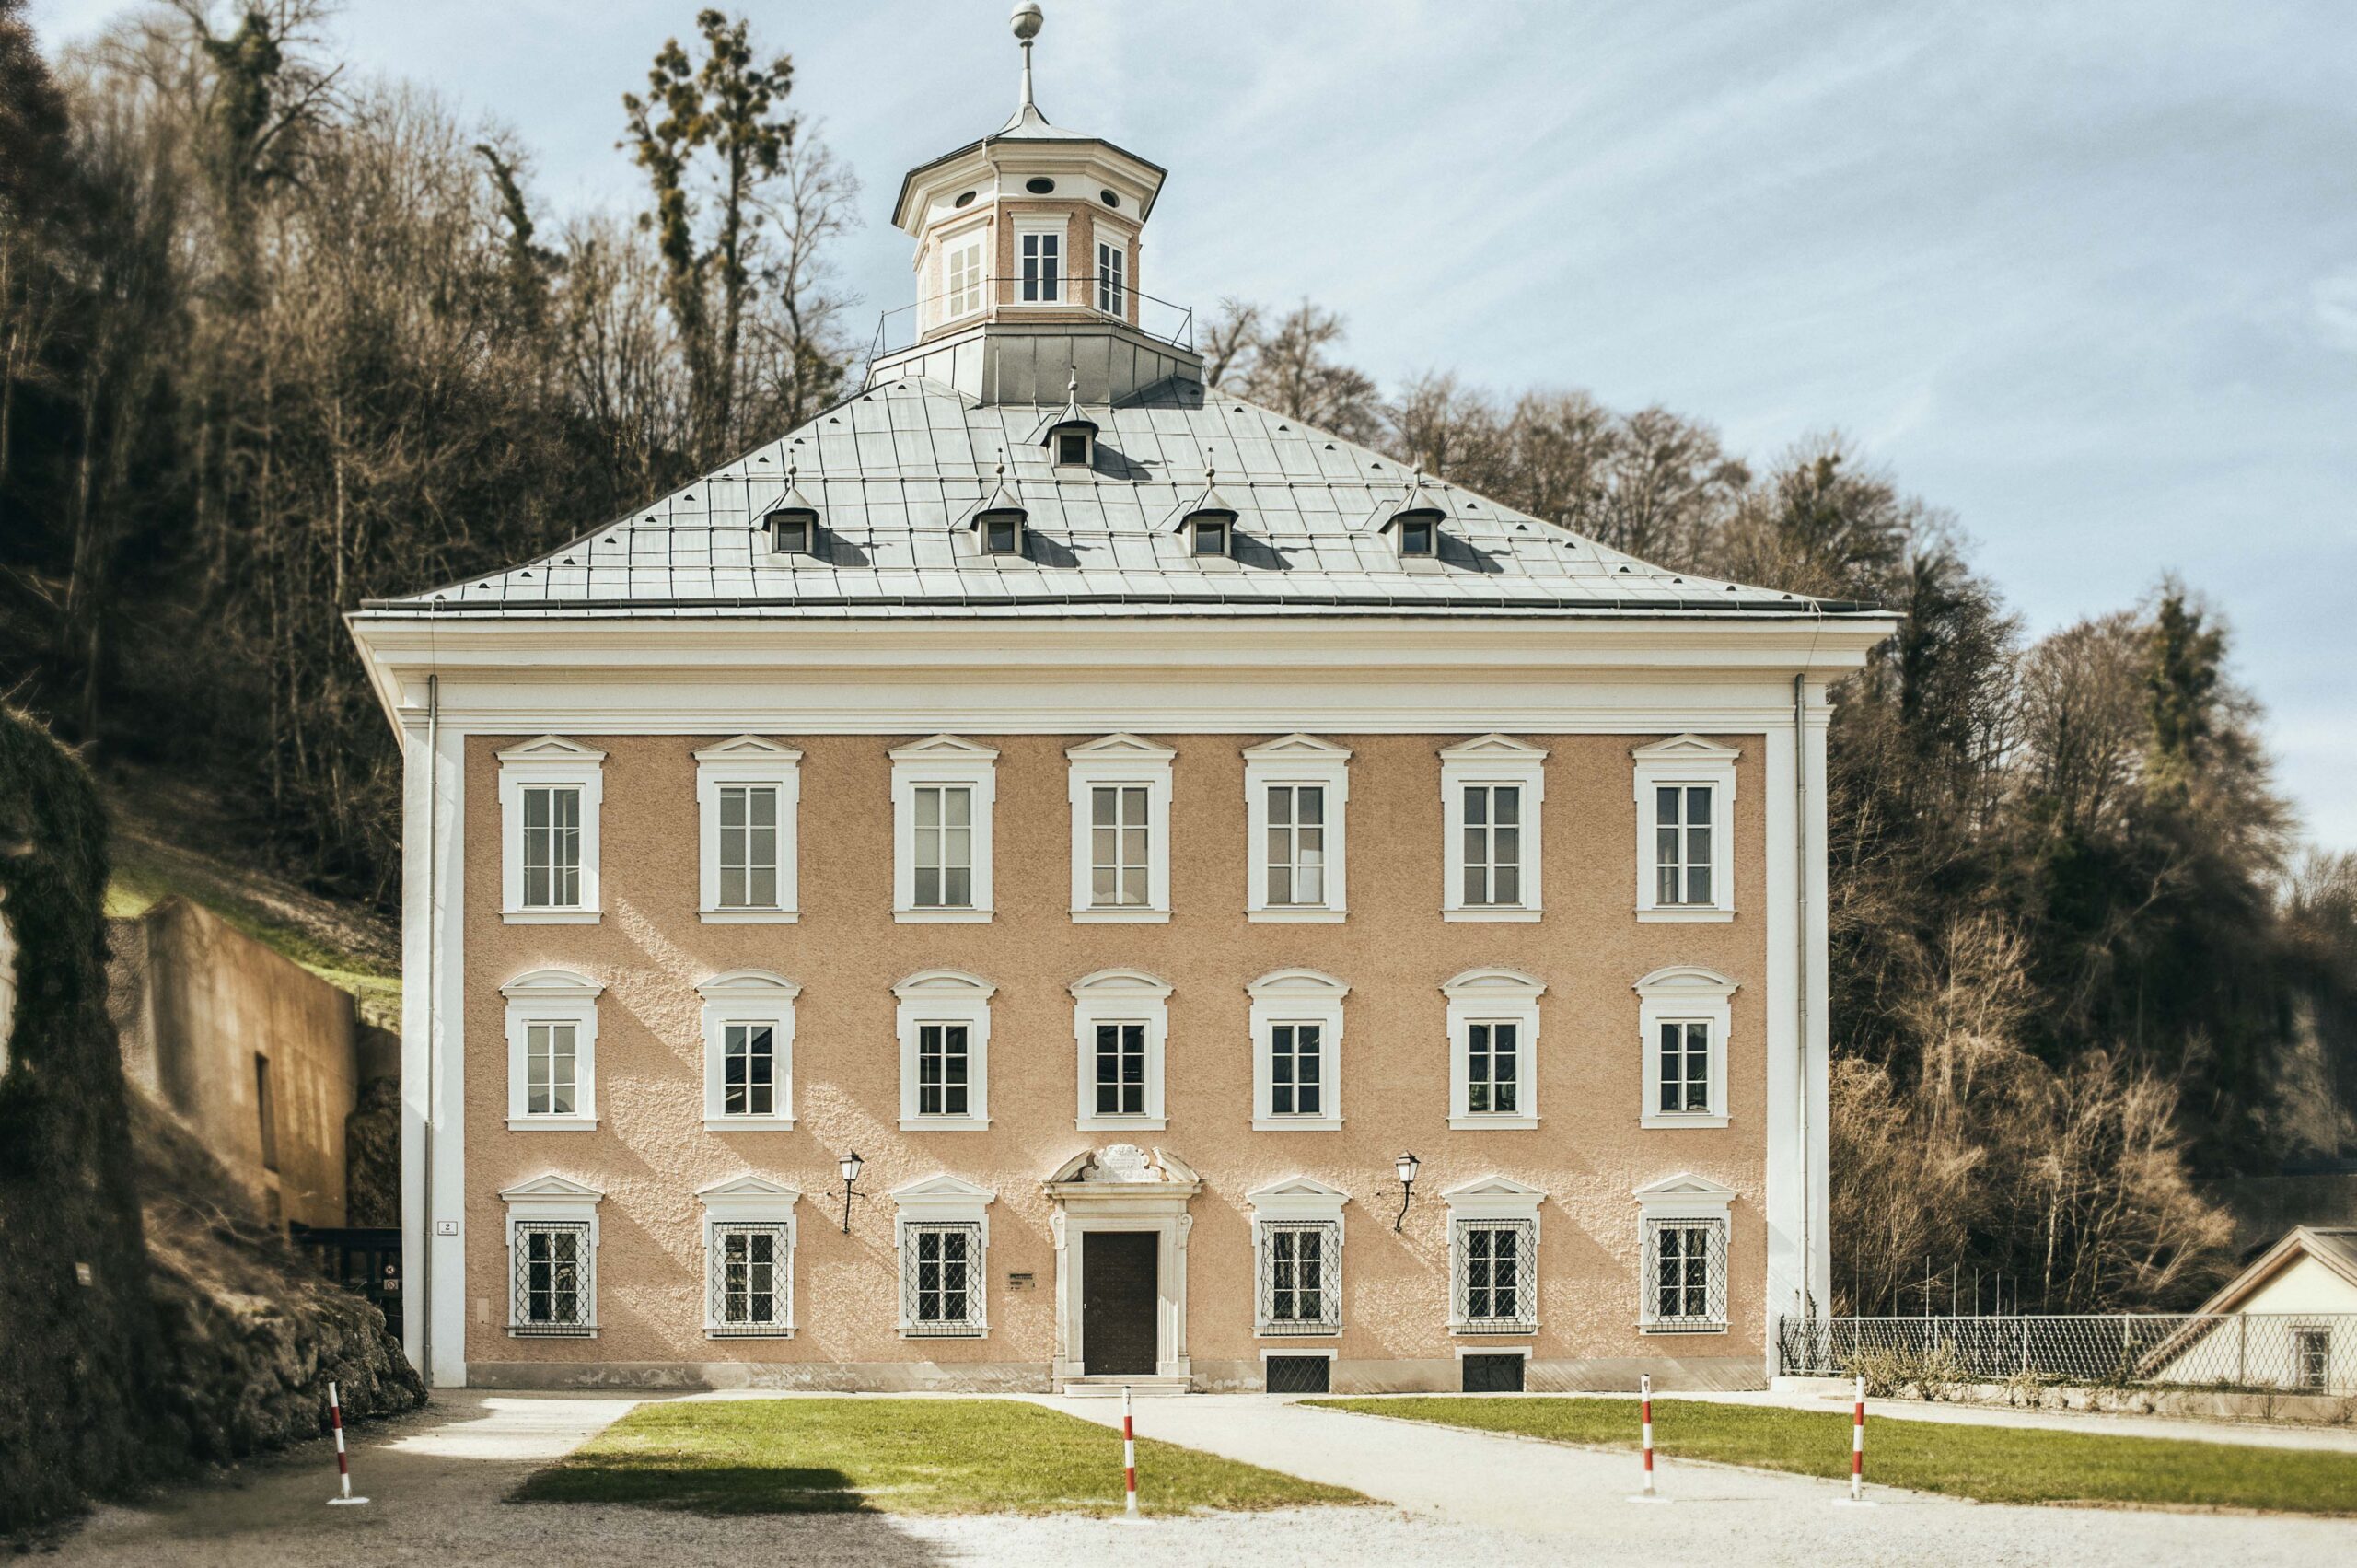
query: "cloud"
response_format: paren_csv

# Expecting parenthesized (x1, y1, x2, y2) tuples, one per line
(2315, 270, 2357, 353)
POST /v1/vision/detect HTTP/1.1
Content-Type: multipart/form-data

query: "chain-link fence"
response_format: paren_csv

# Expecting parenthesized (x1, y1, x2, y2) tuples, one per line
(1780, 1313, 2356, 1396)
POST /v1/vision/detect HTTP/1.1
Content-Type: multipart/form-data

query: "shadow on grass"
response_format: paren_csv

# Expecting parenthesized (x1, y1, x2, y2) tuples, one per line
(515, 1462, 866, 1515)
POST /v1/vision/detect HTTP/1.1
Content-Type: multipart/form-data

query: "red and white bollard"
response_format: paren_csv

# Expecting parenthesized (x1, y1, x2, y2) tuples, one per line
(1628, 1373, 1667, 1503)
(1833, 1372, 1875, 1507)
(1121, 1385, 1140, 1517)
(325, 1381, 369, 1506)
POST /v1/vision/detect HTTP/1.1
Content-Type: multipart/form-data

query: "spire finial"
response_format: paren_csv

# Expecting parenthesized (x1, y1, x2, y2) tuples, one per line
(1012, 3, 1042, 112)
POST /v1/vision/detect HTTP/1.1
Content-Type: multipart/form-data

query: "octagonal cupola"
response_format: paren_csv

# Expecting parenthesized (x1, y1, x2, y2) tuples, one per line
(871, 4, 1201, 407)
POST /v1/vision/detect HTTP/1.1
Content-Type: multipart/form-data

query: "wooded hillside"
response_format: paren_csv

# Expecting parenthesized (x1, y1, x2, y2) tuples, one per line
(4, 2, 2351, 1314)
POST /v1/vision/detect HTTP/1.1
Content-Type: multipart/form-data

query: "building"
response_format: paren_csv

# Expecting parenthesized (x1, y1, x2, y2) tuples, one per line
(347, 15, 1894, 1395)
(2146, 1227, 2357, 1393)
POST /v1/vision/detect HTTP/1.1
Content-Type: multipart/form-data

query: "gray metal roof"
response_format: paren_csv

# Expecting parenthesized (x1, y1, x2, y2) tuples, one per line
(362, 375, 1872, 620)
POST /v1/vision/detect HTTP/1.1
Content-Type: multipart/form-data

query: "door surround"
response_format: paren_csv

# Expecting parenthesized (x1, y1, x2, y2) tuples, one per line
(1045, 1144, 1202, 1385)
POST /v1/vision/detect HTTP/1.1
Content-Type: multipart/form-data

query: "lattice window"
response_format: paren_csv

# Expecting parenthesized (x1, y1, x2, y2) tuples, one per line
(510, 1221, 594, 1335)
(1642, 1217, 1729, 1331)
(902, 1221, 986, 1337)
(707, 1222, 791, 1337)
(1654, 784, 1714, 906)
(1453, 1219, 1538, 1332)
(1257, 1222, 1341, 1336)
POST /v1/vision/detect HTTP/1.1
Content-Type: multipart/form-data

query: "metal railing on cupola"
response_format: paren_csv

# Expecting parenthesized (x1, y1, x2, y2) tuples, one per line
(869, 273, 1197, 363)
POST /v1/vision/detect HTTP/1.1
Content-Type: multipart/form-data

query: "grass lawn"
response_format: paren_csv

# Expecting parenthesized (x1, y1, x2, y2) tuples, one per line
(514, 1398, 1366, 1516)
(1305, 1397, 2357, 1516)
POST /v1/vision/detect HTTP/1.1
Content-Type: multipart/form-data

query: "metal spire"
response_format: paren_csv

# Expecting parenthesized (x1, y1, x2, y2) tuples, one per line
(1012, 3, 1042, 113)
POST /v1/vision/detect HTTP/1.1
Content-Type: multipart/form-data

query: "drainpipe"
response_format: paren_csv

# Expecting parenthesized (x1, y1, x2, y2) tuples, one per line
(1794, 671, 1812, 1325)
(420, 673, 439, 1386)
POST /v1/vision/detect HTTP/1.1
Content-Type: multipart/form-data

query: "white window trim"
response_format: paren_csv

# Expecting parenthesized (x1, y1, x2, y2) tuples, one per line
(694, 736, 801, 923)
(892, 1173, 995, 1338)
(502, 969, 602, 1132)
(1443, 967, 1544, 1131)
(500, 1173, 602, 1336)
(1633, 1172, 1736, 1334)
(1067, 734, 1175, 922)
(1247, 1177, 1349, 1337)
(1637, 966, 1736, 1129)
(697, 1174, 799, 1337)
(498, 736, 604, 923)
(894, 969, 994, 1132)
(699, 970, 799, 1132)
(1440, 734, 1546, 922)
(1244, 734, 1351, 922)
(1093, 233, 1130, 316)
(1011, 214, 1068, 307)
(1443, 1174, 1544, 1336)
(1072, 967, 1171, 1132)
(1248, 969, 1348, 1132)
(891, 735, 997, 923)
(1633, 735, 1739, 922)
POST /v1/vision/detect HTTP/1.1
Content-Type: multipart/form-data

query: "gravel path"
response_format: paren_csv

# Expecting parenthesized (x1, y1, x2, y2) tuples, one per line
(42, 1389, 2357, 1568)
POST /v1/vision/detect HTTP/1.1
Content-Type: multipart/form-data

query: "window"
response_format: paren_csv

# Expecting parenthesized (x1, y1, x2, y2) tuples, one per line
(1466, 1022, 1519, 1116)
(1442, 1175, 1544, 1334)
(2294, 1328, 2330, 1392)
(500, 1174, 603, 1336)
(1399, 517, 1435, 557)
(1191, 517, 1229, 556)
(1066, 735, 1174, 921)
(892, 736, 997, 922)
(895, 970, 994, 1131)
(1460, 784, 1523, 906)
(1632, 736, 1738, 920)
(1248, 968, 1348, 1131)
(1633, 1173, 1736, 1333)
(699, 1174, 799, 1337)
(1092, 786, 1149, 905)
(699, 970, 798, 1131)
(1244, 735, 1350, 921)
(769, 513, 815, 555)
(503, 970, 602, 1131)
(694, 737, 801, 923)
(1058, 430, 1089, 465)
(1096, 239, 1126, 314)
(1248, 1178, 1348, 1336)
(1636, 967, 1737, 1128)
(1093, 1023, 1146, 1115)
(253, 1053, 279, 1173)
(892, 1173, 995, 1338)
(919, 1024, 971, 1116)
(1072, 969, 1170, 1131)
(1444, 969, 1544, 1130)
(1018, 226, 1062, 302)
(946, 234, 984, 318)
(1440, 735, 1545, 921)
(498, 737, 604, 922)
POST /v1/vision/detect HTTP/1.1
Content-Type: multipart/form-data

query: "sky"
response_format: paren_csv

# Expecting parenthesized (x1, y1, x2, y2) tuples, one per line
(27, 0, 2357, 851)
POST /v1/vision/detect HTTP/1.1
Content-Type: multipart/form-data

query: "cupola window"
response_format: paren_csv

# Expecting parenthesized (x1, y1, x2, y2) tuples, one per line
(765, 470, 821, 556)
(1025, 176, 1056, 194)
(1019, 228, 1062, 302)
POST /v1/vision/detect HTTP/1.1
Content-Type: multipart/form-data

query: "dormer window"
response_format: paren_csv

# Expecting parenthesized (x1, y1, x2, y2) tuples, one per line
(1382, 473, 1447, 560)
(1040, 378, 1097, 470)
(1176, 466, 1238, 562)
(765, 472, 820, 557)
(970, 463, 1028, 558)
